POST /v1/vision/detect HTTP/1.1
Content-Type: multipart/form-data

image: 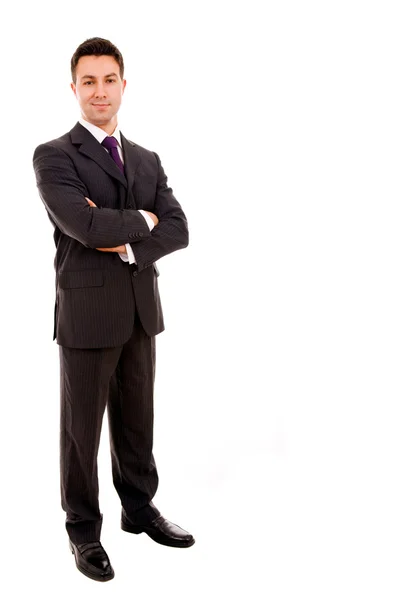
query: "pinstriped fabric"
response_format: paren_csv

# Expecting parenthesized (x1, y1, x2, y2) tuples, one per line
(60, 313, 159, 544)
(56, 266, 137, 348)
(32, 121, 189, 348)
(33, 122, 189, 545)
(107, 317, 159, 516)
(128, 151, 189, 270)
(33, 143, 150, 248)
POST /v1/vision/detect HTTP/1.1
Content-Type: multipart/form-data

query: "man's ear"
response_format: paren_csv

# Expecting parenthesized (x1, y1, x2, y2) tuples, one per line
(70, 82, 76, 96)
(122, 79, 127, 93)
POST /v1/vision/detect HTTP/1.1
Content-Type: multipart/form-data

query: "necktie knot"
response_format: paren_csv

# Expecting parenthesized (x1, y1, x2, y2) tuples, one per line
(101, 136, 119, 151)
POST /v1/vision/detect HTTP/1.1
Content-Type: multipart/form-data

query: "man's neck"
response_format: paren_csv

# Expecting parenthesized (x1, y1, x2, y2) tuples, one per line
(81, 115, 118, 136)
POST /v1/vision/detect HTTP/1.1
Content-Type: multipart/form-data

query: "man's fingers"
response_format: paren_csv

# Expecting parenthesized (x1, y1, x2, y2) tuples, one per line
(85, 197, 97, 207)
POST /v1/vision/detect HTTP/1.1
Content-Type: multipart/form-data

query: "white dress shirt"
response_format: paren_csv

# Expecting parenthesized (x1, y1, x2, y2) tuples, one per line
(78, 117, 154, 264)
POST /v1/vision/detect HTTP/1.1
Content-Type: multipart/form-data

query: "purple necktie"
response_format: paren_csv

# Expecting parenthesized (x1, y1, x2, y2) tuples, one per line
(101, 136, 125, 174)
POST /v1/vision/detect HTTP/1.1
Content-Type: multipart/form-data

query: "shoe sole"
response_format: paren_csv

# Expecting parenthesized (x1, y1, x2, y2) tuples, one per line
(69, 541, 115, 582)
(121, 521, 195, 548)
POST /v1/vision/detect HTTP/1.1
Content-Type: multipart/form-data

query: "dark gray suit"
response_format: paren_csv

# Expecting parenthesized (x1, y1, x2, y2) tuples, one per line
(33, 122, 188, 542)
(33, 121, 188, 348)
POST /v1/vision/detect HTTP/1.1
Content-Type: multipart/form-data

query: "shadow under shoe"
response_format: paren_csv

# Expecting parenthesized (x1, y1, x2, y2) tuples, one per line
(69, 540, 115, 582)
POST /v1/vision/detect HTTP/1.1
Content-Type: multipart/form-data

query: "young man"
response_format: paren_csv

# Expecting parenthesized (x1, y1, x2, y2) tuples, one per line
(33, 37, 193, 582)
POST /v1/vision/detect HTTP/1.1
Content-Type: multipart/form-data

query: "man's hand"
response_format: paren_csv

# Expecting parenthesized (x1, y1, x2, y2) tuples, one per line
(85, 197, 127, 253)
(86, 197, 97, 208)
(144, 211, 159, 226)
(95, 245, 127, 253)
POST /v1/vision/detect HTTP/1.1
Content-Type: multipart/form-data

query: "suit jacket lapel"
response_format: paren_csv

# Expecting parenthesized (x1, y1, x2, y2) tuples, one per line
(70, 122, 127, 188)
(120, 132, 142, 191)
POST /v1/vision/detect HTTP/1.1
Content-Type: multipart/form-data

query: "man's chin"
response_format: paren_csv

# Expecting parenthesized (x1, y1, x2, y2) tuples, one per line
(85, 112, 114, 125)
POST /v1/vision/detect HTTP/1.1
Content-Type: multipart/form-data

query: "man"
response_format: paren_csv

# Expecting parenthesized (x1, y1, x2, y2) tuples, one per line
(32, 37, 194, 583)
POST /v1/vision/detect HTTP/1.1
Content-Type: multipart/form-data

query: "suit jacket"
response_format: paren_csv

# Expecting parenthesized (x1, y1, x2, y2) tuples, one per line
(33, 122, 188, 348)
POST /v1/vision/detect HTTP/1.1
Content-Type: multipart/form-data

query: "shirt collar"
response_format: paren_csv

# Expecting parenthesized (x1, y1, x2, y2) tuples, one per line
(78, 117, 122, 147)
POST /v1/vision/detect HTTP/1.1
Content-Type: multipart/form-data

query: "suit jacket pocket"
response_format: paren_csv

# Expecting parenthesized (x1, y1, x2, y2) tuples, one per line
(59, 269, 104, 289)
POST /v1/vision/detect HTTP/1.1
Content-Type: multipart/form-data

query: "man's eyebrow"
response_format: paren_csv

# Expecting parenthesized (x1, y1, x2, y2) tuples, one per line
(81, 73, 118, 80)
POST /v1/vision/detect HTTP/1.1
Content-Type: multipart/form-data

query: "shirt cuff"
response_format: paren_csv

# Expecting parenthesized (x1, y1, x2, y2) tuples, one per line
(138, 209, 155, 231)
(118, 243, 136, 264)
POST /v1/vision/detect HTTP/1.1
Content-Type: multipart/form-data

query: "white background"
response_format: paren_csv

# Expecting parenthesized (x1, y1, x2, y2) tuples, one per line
(1, 0, 399, 598)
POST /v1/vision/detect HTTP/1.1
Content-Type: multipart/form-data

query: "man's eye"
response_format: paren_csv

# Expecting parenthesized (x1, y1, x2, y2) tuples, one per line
(107, 79, 116, 83)
(83, 81, 93, 85)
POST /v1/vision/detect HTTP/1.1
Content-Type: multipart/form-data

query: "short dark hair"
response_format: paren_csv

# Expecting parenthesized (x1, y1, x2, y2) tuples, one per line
(71, 37, 124, 83)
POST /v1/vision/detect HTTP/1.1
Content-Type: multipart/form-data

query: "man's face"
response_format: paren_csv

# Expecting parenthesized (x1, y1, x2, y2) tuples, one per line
(71, 55, 126, 128)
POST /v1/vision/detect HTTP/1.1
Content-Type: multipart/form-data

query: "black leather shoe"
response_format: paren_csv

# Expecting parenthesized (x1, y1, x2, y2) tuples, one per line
(69, 540, 115, 582)
(121, 514, 195, 548)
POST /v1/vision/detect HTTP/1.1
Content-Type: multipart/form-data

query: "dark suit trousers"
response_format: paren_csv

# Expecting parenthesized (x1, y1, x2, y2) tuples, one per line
(59, 312, 160, 544)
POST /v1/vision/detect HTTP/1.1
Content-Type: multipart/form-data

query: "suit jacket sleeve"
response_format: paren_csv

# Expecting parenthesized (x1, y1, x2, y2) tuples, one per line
(33, 143, 152, 248)
(131, 152, 189, 272)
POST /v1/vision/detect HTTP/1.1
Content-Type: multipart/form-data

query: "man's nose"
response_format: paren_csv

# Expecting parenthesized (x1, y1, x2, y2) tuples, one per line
(94, 85, 107, 97)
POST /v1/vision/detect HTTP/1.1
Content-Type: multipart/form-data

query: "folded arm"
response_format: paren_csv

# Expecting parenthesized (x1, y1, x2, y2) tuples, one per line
(33, 143, 151, 248)
(131, 152, 189, 272)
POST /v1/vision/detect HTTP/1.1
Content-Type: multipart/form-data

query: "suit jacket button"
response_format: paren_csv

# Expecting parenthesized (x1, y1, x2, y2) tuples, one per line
(139, 232, 143, 237)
